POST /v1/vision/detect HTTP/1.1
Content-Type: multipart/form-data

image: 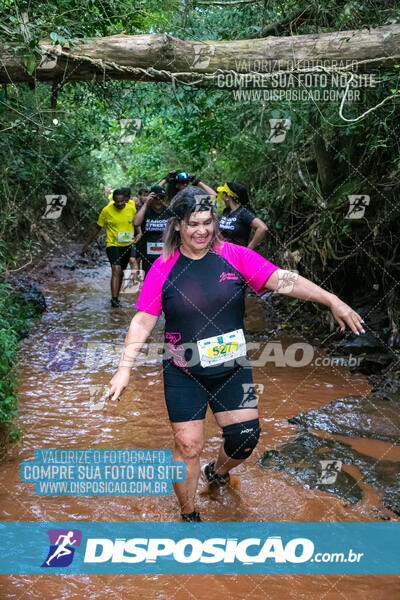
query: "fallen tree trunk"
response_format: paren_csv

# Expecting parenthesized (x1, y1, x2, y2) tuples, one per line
(1, 24, 399, 85)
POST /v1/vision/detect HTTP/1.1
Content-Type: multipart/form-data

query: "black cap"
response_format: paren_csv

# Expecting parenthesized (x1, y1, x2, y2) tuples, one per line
(150, 185, 166, 197)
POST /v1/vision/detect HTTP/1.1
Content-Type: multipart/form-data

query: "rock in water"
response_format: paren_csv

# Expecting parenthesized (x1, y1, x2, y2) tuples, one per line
(258, 432, 400, 515)
(13, 278, 46, 313)
(63, 258, 76, 269)
(288, 394, 400, 444)
(258, 433, 362, 505)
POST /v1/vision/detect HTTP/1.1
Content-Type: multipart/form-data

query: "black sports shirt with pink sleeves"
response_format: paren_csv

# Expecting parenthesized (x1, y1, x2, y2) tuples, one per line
(135, 241, 279, 377)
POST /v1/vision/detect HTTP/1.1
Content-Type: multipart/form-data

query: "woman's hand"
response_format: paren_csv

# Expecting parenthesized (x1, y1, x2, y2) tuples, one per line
(329, 296, 365, 335)
(108, 367, 131, 402)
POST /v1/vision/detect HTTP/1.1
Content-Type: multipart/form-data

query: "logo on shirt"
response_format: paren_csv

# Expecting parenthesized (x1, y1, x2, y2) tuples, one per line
(165, 332, 188, 370)
(219, 272, 238, 282)
(145, 218, 168, 231)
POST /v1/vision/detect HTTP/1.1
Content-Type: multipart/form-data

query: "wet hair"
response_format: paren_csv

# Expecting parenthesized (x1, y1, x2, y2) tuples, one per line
(163, 187, 222, 258)
(226, 182, 253, 211)
(113, 187, 130, 199)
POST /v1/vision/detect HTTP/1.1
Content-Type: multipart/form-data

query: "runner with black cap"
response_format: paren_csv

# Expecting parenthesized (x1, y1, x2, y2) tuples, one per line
(133, 185, 171, 276)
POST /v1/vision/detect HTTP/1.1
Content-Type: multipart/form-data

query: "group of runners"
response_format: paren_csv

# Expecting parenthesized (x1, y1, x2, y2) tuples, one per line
(83, 171, 365, 522)
(82, 172, 269, 306)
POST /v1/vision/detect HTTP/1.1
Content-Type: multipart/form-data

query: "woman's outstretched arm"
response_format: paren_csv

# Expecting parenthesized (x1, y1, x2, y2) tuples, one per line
(108, 311, 159, 401)
(263, 269, 365, 335)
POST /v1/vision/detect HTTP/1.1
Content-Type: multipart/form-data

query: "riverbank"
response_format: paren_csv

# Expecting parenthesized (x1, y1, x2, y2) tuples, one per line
(0, 278, 46, 453)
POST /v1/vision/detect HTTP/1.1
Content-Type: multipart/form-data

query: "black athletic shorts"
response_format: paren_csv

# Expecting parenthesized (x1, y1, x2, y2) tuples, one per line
(163, 362, 255, 423)
(106, 244, 136, 271)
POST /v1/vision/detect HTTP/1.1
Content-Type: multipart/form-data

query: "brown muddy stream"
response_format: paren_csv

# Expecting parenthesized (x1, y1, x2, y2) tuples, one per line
(0, 245, 398, 598)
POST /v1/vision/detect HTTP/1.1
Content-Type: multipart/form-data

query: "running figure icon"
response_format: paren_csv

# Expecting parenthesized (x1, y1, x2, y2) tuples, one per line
(45, 531, 77, 566)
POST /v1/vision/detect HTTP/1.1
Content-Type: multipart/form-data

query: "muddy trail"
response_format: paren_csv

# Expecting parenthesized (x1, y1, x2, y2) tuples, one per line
(0, 242, 399, 599)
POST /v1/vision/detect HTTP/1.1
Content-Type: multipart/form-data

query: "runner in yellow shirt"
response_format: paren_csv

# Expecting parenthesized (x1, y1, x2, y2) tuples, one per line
(107, 187, 144, 256)
(81, 188, 138, 307)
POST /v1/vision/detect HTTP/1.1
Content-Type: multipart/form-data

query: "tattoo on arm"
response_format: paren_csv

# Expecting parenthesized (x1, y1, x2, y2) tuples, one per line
(275, 269, 299, 294)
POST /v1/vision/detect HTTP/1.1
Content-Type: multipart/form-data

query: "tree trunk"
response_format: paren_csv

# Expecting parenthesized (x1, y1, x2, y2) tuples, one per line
(1, 25, 399, 85)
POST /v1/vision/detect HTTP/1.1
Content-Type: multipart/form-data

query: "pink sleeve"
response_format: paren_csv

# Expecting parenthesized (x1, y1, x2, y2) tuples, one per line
(215, 242, 279, 293)
(135, 252, 179, 315)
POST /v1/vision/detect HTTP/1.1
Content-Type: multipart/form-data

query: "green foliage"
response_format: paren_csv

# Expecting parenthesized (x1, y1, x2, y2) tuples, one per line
(0, 282, 37, 437)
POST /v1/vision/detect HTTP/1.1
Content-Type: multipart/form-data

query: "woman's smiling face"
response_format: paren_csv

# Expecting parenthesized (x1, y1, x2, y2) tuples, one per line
(176, 210, 214, 252)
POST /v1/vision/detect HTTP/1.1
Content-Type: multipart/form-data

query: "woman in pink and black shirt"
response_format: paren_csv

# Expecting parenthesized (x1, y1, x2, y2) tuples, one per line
(108, 187, 365, 522)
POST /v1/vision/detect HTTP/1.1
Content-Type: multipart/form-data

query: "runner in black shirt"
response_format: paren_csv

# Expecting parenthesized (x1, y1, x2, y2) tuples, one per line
(217, 181, 268, 249)
(133, 185, 171, 276)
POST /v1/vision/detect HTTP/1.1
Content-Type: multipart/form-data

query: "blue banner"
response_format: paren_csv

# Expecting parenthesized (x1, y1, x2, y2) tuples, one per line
(0, 522, 398, 574)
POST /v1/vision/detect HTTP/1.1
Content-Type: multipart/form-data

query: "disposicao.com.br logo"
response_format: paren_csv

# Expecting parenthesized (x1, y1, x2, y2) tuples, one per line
(1, 522, 394, 574)
(82, 535, 362, 565)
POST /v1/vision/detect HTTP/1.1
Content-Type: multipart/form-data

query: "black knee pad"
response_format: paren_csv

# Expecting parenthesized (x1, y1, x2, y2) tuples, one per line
(222, 418, 261, 459)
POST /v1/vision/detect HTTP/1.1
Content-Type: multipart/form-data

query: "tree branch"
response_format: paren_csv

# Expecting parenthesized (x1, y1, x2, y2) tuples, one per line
(1, 25, 399, 84)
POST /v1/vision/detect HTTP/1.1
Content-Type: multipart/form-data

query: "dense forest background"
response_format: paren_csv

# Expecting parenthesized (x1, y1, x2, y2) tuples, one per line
(0, 1, 399, 430)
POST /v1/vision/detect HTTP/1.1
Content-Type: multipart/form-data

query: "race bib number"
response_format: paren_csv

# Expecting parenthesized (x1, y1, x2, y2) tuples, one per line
(118, 232, 133, 243)
(197, 329, 246, 368)
(147, 242, 164, 255)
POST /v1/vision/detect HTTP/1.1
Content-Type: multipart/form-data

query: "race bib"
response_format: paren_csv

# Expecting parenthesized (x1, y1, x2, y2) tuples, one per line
(147, 242, 164, 255)
(118, 232, 133, 243)
(197, 329, 246, 368)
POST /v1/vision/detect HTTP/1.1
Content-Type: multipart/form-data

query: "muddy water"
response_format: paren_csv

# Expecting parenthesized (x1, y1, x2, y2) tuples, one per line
(0, 247, 398, 598)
